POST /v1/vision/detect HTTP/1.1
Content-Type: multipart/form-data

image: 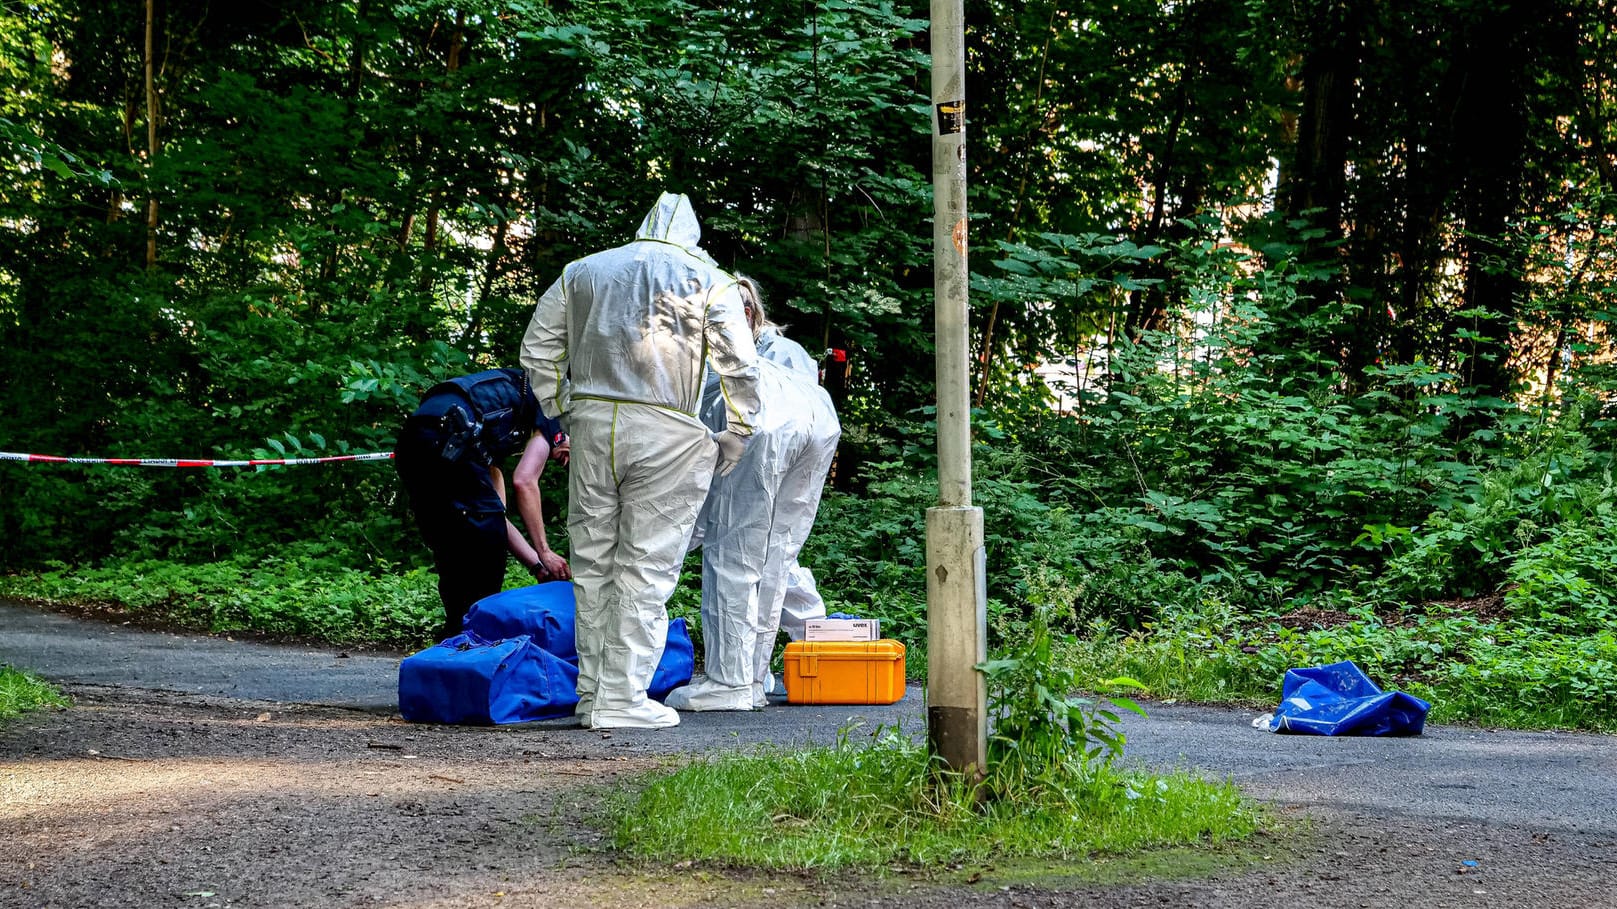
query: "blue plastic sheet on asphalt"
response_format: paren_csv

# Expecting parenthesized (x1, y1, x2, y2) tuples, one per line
(1265, 660, 1430, 736)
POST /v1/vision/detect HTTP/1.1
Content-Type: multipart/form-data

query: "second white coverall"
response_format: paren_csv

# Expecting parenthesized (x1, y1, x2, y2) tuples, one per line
(752, 331, 835, 644)
(668, 328, 841, 710)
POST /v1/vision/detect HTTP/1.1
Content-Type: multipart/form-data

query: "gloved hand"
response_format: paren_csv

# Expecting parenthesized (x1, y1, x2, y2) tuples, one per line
(712, 430, 747, 477)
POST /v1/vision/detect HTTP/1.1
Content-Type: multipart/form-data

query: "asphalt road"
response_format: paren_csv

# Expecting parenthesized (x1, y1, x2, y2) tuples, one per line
(3, 599, 1615, 837)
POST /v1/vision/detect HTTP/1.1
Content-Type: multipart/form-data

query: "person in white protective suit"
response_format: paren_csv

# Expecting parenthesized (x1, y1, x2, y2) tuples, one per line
(520, 193, 761, 730)
(741, 285, 835, 648)
(666, 276, 841, 711)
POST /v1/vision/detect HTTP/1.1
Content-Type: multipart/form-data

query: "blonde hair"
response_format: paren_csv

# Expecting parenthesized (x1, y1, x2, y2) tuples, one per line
(735, 274, 778, 341)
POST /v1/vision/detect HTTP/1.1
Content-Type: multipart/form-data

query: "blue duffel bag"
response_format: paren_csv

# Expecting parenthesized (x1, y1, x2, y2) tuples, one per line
(463, 581, 577, 660)
(399, 633, 579, 725)
(464, 584, 694, 701)
(650, 617, 695, 701)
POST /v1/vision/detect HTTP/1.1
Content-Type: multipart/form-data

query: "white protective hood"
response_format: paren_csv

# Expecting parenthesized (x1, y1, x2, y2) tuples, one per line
(521, 193, 761, 433)
(756, 328, 820, 384)
(635, 192, 703, 250)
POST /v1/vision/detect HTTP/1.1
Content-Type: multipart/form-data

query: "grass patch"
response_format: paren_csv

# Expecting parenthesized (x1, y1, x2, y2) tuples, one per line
(0, 557, 464, 651)
(609, 727, 1261, 873)
(608, 585, 1258, 879)
(0, 665, 69, 719)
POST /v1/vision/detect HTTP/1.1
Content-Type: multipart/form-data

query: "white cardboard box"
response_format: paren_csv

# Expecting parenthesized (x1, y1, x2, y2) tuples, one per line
(803, 618, 881, 642)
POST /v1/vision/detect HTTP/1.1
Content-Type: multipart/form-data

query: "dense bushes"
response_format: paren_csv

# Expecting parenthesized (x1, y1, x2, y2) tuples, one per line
(791, 233, 1617, 730)
(5, 210, 1615, 731)
(0, 553, 444, 649)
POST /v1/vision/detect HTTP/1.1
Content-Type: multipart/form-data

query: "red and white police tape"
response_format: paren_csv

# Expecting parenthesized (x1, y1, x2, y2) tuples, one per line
(0, 451, 394, 467)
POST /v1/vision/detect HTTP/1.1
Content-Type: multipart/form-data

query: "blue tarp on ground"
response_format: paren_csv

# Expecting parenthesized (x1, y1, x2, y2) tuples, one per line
(398, 583, 696, 724)
(1266, 660, 1430, 736)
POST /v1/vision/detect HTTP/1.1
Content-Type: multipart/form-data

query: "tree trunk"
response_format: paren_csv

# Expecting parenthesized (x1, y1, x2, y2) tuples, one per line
(1284, 0, 1366, 234)
(144, 0, 159, 269)
(348, 0, 370, 98)
(414, 11, 463, 289)
(459, 180, 516, 348)
(1453, 2, 1536, 400)
(973, 3, 1059, 405)
(1282, 0, 1369, 377)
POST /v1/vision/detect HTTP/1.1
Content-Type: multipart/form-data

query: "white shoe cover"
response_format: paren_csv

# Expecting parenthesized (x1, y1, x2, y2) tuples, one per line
(664, 673, 755, 712)
(588, 699, 680, 729)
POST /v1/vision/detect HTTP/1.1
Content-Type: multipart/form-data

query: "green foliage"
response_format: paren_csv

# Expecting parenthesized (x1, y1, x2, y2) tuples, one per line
(1, 0, 1614, 742)
(1428, 627, 1617, 731)
(1374, 427, 1615, 602)
(0, 665, 69, 720)
(798, 460, 932, 664)
(609, 724, 1258, 870)
(1062, 591, 1617, 733)
(0, 0, 939, 569)
(1504, 508, 1617, 635)
(0, 116, 115, 189)
(0, 555, 448, 651)
(979, 576, 1147, 797)
(1024, 230, 1502, 597)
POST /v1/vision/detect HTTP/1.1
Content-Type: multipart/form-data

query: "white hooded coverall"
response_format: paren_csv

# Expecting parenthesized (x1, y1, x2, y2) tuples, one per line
(669, 327, 841, 710)
(751, 331, 840, 683)
(520, 193, 761, 729)
(747, 330, 835, 643)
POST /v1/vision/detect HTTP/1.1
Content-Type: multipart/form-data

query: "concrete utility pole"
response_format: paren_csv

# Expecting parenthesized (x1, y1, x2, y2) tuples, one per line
(926, 0, 988, 777)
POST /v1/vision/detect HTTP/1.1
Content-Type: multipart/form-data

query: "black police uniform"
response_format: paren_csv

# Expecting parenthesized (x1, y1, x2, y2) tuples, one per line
(394, 368, 564, 641)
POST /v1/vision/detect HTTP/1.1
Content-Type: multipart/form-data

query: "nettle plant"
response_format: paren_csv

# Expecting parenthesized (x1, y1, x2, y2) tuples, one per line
(978, 570, 1146, 801)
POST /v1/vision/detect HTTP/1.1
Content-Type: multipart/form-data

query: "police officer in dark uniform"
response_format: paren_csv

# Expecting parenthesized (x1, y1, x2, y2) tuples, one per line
(395, 368, 571, 641)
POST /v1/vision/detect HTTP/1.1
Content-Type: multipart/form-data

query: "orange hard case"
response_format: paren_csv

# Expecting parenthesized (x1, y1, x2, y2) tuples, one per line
(782, 639, 907, 705)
